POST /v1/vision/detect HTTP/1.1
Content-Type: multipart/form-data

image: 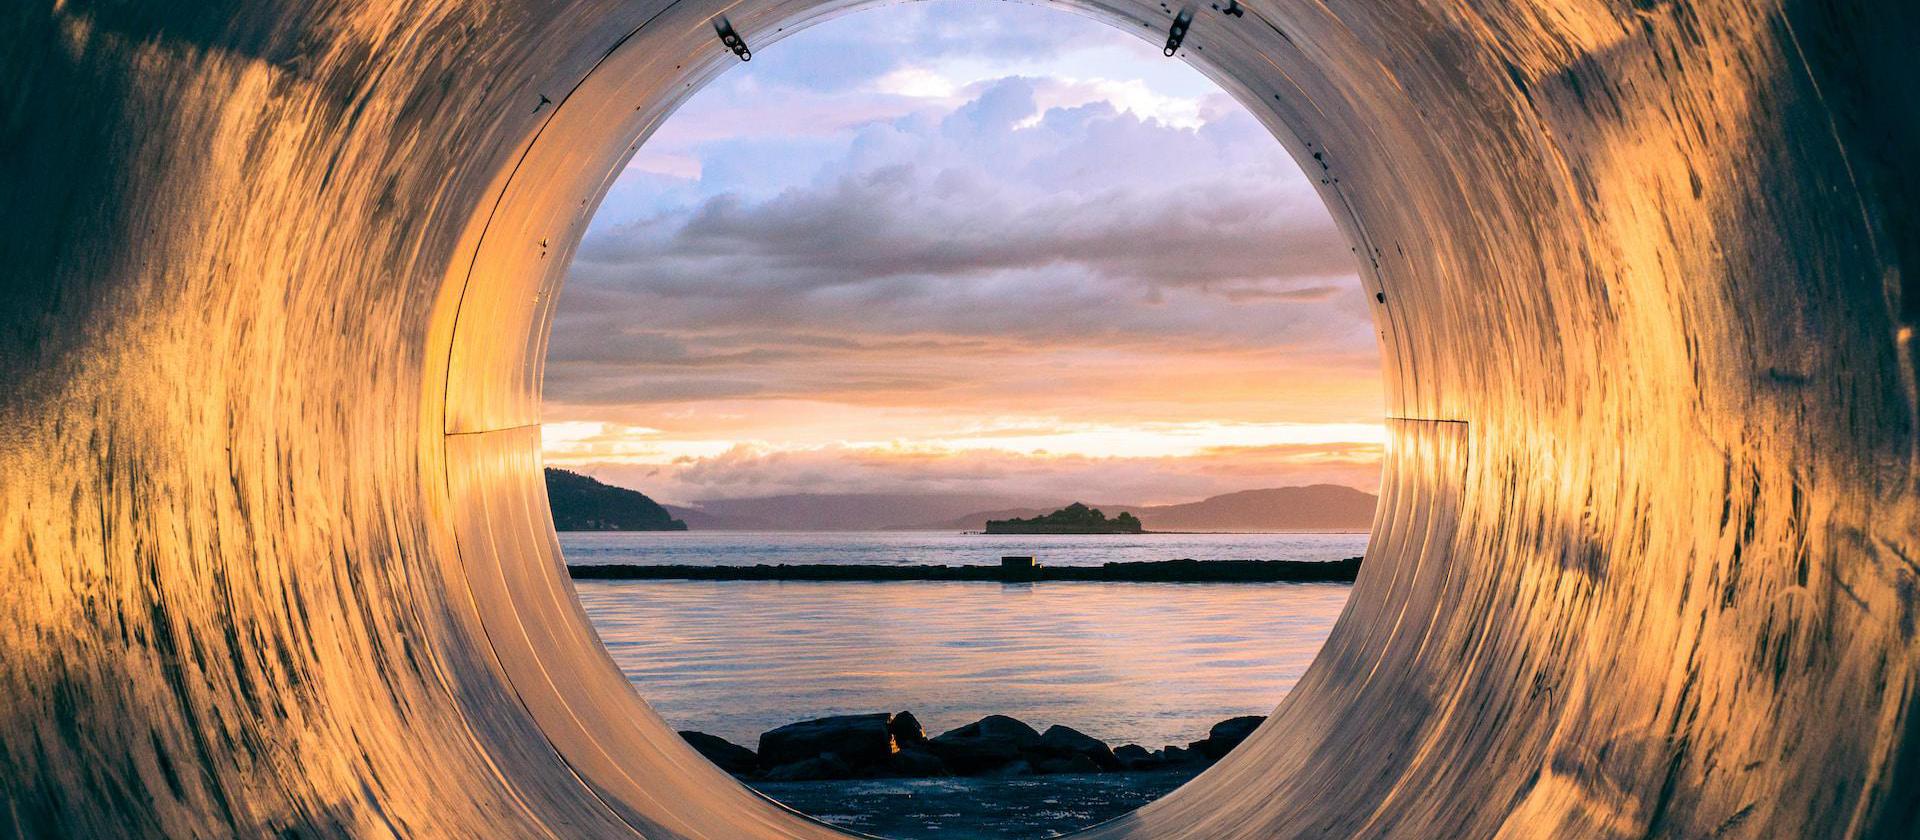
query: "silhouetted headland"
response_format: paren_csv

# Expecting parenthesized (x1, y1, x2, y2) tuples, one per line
(567, 555, 1361, 582)
(546, 468, 687, 530)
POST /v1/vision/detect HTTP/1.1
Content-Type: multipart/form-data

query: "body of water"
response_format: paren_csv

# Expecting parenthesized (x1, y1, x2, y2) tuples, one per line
(567, 531, 1360, 749)
(560, 529, 1368, 568)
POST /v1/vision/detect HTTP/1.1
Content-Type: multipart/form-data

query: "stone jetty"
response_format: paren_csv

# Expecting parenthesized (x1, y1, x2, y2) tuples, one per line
(676, 712, 1267, 782)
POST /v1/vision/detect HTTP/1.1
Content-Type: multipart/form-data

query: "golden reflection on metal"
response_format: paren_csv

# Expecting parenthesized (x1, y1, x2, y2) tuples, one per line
(1, 0, 1914, 837)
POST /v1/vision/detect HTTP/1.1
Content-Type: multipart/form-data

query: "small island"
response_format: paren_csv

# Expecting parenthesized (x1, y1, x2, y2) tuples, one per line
(545, 468, 688, 531)
(985, 503, 1143, 534)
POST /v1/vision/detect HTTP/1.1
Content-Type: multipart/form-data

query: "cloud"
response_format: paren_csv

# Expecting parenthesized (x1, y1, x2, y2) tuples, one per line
(579, 86, 1351, 292)
(542, 1, 1384, 500)
(742, 1, 1115, 93)
(557, 82, 1368, 396)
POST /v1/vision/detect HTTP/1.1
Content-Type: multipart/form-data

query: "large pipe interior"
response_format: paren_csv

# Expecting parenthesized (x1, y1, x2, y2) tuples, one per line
(3, 0, 1916, 836)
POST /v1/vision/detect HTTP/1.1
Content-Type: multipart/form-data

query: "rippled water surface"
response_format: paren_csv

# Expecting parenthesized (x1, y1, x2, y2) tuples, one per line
(568, 532, 1358, 748)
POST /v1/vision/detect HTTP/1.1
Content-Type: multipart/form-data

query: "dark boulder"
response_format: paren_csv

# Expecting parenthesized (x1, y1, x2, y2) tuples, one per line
(1039, 724, 1120, 771)
(1191, 715, 1266, 760)
(890, 710, 927, 746)
(678, 731, 758, 775)
(1112, 743, 1157, 770)
(1210, 715, 1266, 742)
(758, 713, 896, 770)
(926, 715, 1042, 774)
(883, 745, 949, 778)
(761, 753, 853, 782)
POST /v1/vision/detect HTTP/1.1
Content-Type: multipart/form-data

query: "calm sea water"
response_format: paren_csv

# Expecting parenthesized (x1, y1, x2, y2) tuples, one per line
(559, 530, 1368, 568)
(567, 532, 1361, 749)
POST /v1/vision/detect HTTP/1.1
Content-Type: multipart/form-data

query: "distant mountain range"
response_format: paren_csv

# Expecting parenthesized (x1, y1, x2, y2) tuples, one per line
(662, 493, 1057, 532)
(1140, 485, 1376, 532)
(915, 486, 1376, 533)
(660, 485, 1376, 533)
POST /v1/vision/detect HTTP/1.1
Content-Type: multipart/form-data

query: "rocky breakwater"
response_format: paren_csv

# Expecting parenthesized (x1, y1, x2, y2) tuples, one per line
(677, 712, 1266, 782)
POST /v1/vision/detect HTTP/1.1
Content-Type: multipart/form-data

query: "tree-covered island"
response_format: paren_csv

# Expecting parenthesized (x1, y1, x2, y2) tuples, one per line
(984, 503, 1143, 534)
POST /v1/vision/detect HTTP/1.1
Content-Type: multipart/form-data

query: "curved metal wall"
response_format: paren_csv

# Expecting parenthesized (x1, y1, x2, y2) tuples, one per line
(2, 0, 1914, 837)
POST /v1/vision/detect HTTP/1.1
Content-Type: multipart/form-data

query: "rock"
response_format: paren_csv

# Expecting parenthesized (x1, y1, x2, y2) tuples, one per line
(1039, 724, 1120, 771)
(678, 731, 758, 775)
(971, 715, 1043, 744)
(1191, 715, 1266, 761)
(926, 715, 1042, 775)
(883, 745, 950, 778)
(1032, 753, 1103, 775)
(758, 713, 896, 771)
(761, 753, 854, 781)
(1112, 744, 1157, 770)
(1210, 715, 1266, 743)
(890, 711, 927, 746)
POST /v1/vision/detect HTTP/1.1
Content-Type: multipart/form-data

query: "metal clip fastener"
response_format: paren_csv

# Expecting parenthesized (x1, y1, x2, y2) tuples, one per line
(714, 17, 751, 61)
(1163, 7, 1194, 56)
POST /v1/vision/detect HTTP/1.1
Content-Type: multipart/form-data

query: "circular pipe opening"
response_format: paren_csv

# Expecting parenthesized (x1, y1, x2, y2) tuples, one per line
(436, 3, 1398, 837)
(537, 10, 1385, 832)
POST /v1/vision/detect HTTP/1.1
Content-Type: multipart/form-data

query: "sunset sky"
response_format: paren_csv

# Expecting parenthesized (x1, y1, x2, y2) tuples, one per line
(541, 1, 1384, 507)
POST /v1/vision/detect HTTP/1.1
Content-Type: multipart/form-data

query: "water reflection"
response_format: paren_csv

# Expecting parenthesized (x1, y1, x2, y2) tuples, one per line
(576, 578, 1349, 749)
